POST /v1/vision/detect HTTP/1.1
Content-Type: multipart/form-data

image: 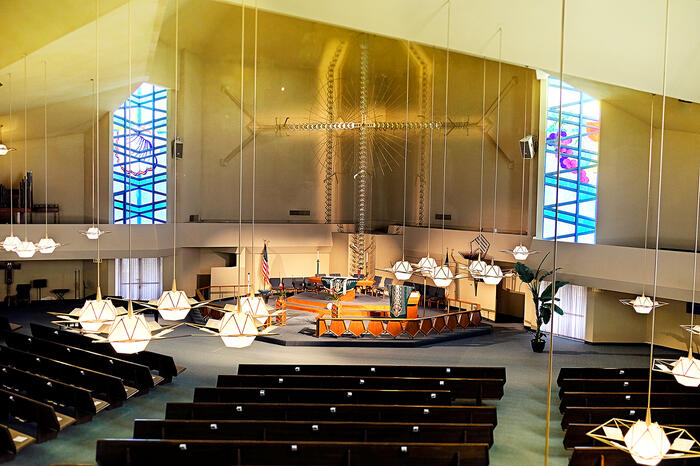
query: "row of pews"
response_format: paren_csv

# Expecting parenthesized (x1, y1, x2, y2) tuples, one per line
(96, 364, 507, 465)
(0, 322, 185, 463)
(558, 367, 700, 465)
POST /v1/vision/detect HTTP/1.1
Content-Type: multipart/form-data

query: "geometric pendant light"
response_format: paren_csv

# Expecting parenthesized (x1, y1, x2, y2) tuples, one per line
(2, 73, 21, 252)
(587, 2, 700, 462)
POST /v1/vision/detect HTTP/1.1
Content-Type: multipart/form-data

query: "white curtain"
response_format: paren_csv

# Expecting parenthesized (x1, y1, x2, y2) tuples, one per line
(115, 258, 162, 300)
(540, 281, 587, 340)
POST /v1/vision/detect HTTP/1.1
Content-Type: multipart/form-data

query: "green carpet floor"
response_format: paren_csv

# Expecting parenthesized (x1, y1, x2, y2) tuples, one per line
(1, 305, 680, 466)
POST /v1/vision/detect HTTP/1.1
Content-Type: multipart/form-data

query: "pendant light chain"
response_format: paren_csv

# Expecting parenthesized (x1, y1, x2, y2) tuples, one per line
(441, 0, 451, 257)
(172, 0, 179, 284)
(250, 2, 258, 289)
(545, 1, 566, 463)
(401, 42, 409, 261)
(23, 56, 28, 242)
(642, 96, 654, 296)
(95, 0, 101, 284)
(426, 53, 435, 258)
(238, 1, 245, 289)
(43, 61, 48, 238)
(648, 0, 671, 417)
(8, 73, 14, 236)
(127, 0, 133, 302)
(491, 28, 501, 245)
(479, 58, 485, 234)
(519, 72, 528, 240)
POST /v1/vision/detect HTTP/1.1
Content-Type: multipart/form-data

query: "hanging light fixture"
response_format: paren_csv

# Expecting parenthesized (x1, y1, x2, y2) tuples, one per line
(619, 94, 666, 314)
(430, 1, 453, 290)
(389, 38, 414, 283)
(16, 55, 37, 259)
(588, 2, 700, 461)
(2, 74, 21, 252)
(503, 72, 537, 261)
(38, 60, 59, 254)
(217, 305, 258, 348)
(652, 168, 700, 387)
(481, 260, 504, 285)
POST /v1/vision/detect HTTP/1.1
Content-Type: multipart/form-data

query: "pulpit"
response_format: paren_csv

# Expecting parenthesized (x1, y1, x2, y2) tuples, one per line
(388, 285, 420, 319)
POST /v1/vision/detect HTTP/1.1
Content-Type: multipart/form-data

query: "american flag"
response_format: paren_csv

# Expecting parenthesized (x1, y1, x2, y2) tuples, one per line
(261, 243, 270, 286)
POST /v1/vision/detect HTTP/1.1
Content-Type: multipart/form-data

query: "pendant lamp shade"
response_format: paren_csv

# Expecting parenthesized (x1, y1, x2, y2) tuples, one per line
(219, 310, 257, 348)
(239, 296, 269, 323)
(2, 236, 21, 252)
(15, 241, 36, 258)
(392, 260, 413, 281)
(624, 420, 671, 466)
(432, 265, 454, 288)
(83, 226, 106, 240)
(108, 313, 152, 354)
(469, 258, 487, 278)
(512, 245, 530, 261)
(417, 256, 437, 274)
(671, 356, 700, 387)
(156, 285, 191, 321)
(482, 263, 504, 285)
(620, 295, 667, 314)
(38, 237, 57, 254)
(0, 144, 11, 156)
(78, 300, 118, 332)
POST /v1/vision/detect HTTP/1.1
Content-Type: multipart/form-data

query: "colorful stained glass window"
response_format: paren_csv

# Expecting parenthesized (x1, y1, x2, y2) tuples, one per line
(113, 83, 167, 224)
(543, 77, 600, 243)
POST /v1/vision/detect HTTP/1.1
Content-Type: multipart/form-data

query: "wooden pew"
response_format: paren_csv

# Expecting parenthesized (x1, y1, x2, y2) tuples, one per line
(4, 331, 160, 392)
(0, 345, 134, 406)
(0, 424, 34, 462)
(30, 323, 185, 383)
(561, 406, 700, 430)
(560, 392, 700, 412)
(238, 364, 505, 381)
(217, 374, 504, 403)
(570, 446, 700, 465)
(96, 439, 490, 466)
(165, 402, 498, 426)
(564, 423, 700, 449)
(0, 387, 74, 443)
(559, 378, 697, 396)
(0, 365, 108, 423)
(193, 387, 452, 406)
(557, 368, 670, 386)
(132, 419, 494, 446)
(0, 316, 21, 333)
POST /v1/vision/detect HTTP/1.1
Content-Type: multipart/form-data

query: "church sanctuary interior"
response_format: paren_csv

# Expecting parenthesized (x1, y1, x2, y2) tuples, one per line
(1, 0, 700, 464)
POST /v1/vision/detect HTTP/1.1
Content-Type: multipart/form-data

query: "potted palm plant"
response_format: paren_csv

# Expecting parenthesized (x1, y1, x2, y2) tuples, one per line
(514, 254, 568, 353)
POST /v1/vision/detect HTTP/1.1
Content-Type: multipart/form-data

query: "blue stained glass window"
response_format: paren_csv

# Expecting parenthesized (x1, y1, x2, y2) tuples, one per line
(113, 83, 168, 224)
(543, 77, 600, 244)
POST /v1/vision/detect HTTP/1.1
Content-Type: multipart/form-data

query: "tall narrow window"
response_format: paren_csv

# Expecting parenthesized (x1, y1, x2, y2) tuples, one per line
(543, 77, 600, 243)
(115, 257, 163, 300)
(113, 83, 168, 224)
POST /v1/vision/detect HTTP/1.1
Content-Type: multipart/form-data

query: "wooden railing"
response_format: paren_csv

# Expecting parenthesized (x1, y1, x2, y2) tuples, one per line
(195, 284, 249, 302)
(445, 298, 481, 313)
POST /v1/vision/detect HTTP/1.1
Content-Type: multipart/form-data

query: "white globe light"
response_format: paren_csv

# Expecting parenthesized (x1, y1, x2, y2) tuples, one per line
(0, 144, 9, 156)
(157, 289, 191, 321)
(392, 260, 413, 281)
(482, 263, 504, 285)
(37, 237, 57, 254)
(239, 296, 269, 323)
(83, 226, 104, 240)
(431, 265, 454, 288)
(219, 311, 257, 348)
(671, 357, 700, 387)
(417, 256, 437, 274)
(632, 295, 655, 314)
(15, 241, 36, 258)
(78, 298, 118, 332)
(469, 259, 487, 278)
(512, 245, 530, 261)
(2, 235, 21, 252)
(108, 314, 152, 354)
(623, 420, 670, 466)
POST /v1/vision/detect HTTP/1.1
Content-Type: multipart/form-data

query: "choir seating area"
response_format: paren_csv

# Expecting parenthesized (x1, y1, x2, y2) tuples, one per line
(558, 368, 700, 466)
(0, 323, 184, 463)
(96, 364, 506, 465)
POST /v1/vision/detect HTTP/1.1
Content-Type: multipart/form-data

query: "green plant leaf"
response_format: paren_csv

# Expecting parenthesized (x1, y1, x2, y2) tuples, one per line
(541, 280, 568, 300)
(515, 262, 535, 284)
(541, 306, 551, 325)
(542, 302, 565, 315)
